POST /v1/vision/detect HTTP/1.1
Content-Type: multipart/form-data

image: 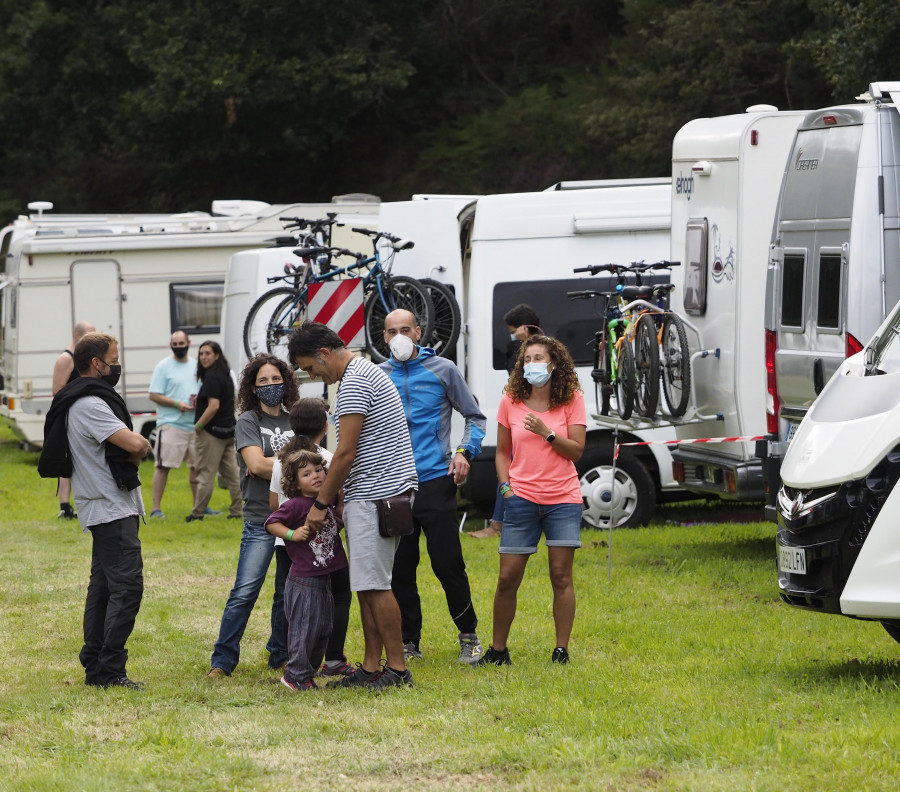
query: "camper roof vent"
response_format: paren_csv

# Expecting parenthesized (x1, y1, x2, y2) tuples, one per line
(746, 104, 778, 113)
(331, 193, 381, 204)
(859, 82, 900, 103)
(211, 200, 271, 217)
(27, 201, 53, 216)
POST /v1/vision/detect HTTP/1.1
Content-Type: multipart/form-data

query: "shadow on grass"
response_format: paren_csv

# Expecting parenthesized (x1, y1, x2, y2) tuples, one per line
(794, 655, 900, 683)
(677, 535, 776, 564)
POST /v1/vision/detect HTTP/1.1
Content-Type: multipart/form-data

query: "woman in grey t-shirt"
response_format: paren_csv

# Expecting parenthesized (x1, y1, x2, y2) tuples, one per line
(207, 354, 298, 677)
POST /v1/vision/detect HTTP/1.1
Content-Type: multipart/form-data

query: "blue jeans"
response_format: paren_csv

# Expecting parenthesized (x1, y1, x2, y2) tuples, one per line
(210, 521, 288, 673)
(499, 495, 583, 554)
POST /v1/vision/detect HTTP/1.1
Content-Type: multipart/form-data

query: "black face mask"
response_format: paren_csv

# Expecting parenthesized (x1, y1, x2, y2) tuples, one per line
(102, 363, 121, 388)
(171, 345, 189, 359)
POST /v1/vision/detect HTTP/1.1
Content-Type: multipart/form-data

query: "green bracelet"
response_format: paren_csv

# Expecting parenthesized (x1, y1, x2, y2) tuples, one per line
(286, 529, 294, 542)
(499, 482, 512, 496)
(195, 422, 204, 430)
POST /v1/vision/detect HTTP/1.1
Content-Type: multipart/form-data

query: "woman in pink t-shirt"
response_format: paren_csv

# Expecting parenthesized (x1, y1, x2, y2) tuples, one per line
(477, 335, 586, 668)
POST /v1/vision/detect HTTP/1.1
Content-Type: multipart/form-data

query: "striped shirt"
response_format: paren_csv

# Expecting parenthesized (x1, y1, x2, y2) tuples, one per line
(335, 356, 417, 501)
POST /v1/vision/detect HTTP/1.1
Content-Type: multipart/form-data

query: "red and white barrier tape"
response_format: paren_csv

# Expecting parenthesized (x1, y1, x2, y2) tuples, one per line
(614, 435, 765, 459)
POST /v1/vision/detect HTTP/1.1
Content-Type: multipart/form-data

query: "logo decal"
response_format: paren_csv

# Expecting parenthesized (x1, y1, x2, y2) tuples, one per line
(710, 224, 734, 284)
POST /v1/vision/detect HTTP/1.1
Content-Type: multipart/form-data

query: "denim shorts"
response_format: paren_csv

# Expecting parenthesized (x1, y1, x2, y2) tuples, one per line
(499, 494, 582, 555)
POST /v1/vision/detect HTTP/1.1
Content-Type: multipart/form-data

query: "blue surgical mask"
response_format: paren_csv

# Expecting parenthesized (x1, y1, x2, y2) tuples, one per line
(256, 383, 285, 407)
(524, 362, 551, 386)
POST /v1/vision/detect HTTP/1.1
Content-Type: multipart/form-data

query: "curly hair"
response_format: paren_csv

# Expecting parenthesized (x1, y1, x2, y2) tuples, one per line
(236, 353, 299, 414)
(281, 448, 326, 500)
(505, 335, 582, 409)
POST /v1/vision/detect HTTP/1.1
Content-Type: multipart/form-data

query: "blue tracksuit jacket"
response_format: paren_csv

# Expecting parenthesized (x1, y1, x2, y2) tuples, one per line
(380, 347, 486, 483)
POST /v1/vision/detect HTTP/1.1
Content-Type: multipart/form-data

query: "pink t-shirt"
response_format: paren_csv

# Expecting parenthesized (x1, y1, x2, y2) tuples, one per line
(496, 391, 587, 505)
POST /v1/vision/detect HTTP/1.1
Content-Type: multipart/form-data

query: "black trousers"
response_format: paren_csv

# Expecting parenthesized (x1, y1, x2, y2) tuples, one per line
(79, 515, 143, 684)
(392, 475, 477, 645)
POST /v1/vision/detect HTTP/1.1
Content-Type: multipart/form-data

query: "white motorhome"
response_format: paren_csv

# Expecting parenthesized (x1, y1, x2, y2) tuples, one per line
(667, 106, 807, 501)
(0, 197, 379, 447)
(378, 182, 680, 527)
(764, 82, 900, 518)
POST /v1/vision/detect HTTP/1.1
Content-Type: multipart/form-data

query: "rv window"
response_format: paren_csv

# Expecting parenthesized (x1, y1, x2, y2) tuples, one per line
(684, 219, 707, 315)
(493, 274, 670, 369)
(816, 253, 842, 330)
(170, 282, 224, 334)
(781, 254, 805, 328)
(0, 228, 11, 275)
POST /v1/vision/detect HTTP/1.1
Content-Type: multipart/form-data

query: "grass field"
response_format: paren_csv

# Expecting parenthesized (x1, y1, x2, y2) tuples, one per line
(2, 422, 900, 791)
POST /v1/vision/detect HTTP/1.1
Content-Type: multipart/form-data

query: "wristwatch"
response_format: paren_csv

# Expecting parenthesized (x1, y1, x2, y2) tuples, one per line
(544, 432, 556, 443)
(313, 499, 328, 511)
(456, 447, 472, 461)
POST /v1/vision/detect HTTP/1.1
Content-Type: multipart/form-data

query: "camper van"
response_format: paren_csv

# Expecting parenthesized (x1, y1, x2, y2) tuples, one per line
(0, 197, 379, 447)
(668, 107, 807, 501)
(775, 298, 900, 645)
(376, 182, 680, 528)
(764, 82, 900, 519)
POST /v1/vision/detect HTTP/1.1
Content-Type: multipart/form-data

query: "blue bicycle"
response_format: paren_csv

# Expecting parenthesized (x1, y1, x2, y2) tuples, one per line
(242, 223, 434, 362)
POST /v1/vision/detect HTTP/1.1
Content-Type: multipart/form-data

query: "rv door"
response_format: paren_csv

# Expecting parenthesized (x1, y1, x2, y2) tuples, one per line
(71, 259, 125, 392)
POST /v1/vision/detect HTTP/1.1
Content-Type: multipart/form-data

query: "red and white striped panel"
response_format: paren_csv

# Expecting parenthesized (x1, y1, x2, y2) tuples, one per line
(308, 279, 365, 349)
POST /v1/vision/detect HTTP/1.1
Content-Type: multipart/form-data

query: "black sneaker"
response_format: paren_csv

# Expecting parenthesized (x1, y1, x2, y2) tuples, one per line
(365, 666, 414, 690)
(551, 647, 570, 664)
(326, 664, 380, 688)
(476, 645, 511, 667)
(96, 676, 145, 690)
(185, 514, 203, 523)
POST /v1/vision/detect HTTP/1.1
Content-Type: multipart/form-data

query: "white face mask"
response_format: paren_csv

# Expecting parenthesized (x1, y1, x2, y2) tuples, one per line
(524, 362, 552, 386)
(389, 334, 416, 362)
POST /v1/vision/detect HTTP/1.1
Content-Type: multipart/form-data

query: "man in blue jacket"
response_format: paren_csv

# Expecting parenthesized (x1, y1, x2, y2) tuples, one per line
(380, 309, 487, 665)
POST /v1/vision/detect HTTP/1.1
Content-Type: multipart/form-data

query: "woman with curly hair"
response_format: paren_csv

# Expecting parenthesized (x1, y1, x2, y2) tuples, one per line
(477, 335, 586, 668)
(207, 354, 299, 678)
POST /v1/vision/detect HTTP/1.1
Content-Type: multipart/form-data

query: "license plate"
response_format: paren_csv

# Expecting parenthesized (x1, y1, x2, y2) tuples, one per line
(778, 545, 807, 575)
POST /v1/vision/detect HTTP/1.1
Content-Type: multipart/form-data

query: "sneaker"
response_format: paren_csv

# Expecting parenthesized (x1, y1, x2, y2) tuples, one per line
(227, 514, 243, 520)
(149, 509, 165, 518)
(476, 645, 511, 667)
(100, 676, 145, 690)
(185, 514, 203, 523)
(365, 666, 414, 690)
(326, 664, 380, 688)
(458, 632, 484, 665)
(205, 507, 221, 515)
(206, 667, 229, 678)
(551, 647, 570, 664)
(403, 642, 423, 661)
(318, 658, 354, 677)
(281, 676, 317, 691)
(57, 504, 77, 520)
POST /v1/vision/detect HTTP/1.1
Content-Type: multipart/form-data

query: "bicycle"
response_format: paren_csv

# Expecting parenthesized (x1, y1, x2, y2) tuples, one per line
(242, 225, 434, 363)
(568, 265, 637, 419)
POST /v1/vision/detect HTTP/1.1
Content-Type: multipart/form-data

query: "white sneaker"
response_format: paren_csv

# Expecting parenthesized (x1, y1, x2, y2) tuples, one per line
(458, 632, 484, 665)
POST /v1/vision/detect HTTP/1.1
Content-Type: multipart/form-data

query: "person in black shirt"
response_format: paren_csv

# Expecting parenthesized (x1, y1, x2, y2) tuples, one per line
(186, 341, 242, 522)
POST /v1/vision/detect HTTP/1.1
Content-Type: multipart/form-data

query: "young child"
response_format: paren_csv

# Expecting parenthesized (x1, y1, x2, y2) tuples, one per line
(265, 448, 348, 691)
(269, 398, 354, 678)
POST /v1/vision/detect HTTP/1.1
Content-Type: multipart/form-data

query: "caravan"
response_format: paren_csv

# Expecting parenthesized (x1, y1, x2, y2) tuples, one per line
(667, 106, 807, 501)
(0, 197, 379, 447)
(377, 182, 681, 527)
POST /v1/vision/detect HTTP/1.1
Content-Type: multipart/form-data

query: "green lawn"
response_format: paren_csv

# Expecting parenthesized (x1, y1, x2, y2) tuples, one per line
(1, 422, 899, 791)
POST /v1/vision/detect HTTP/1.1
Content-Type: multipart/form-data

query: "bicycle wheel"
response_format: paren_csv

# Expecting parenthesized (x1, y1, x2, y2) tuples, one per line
(364, 276, 435, 363)
(591, 332, 613, 416)
(243, 287, 301, 360)
(634, 314, 660, 418)
(661, 313, 691, 418)
(613, 338, 636, 420)
(265, 290, 310, 360)
(419, 278, 461, 358)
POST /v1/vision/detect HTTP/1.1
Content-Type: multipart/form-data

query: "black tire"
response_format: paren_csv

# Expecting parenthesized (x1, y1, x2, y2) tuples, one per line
(882, 621, 900, 644)
(265, 291, 309, 360)
(243, 287, 301, 360)
(364, 276, 435, 363)
(419, 278, 461, 358)
(634, 314, 660, 418)
(578, 447, 656, 529)
(613, 338, 636, 420)
(593, 334, 613, 416)
(661, 313, 691, 418)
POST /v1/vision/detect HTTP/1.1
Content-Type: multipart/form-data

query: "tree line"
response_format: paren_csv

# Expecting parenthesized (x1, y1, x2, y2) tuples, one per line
(0, 0, 895, 219)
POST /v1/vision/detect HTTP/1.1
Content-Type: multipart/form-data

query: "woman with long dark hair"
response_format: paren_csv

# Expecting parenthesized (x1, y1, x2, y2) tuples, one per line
(207, 353, 300, 677)
(186, 340, 242, 522)
(477, 335, 586, 667)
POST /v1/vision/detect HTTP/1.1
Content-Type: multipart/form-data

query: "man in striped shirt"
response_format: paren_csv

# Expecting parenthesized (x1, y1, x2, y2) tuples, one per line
(289, 322, 418, 690)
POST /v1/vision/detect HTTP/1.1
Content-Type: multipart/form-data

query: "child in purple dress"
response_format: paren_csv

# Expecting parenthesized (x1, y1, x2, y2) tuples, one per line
(265, 449, 348, 690)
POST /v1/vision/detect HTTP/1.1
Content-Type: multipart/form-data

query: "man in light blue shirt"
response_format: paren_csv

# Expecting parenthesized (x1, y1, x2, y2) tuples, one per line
(148, 330, 199, 517)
